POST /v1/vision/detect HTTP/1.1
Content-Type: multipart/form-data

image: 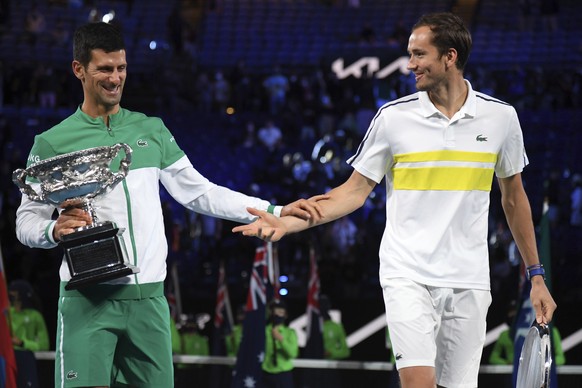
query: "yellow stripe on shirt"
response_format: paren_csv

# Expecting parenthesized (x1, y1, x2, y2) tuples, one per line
(392, 151, 497, 191)
(393, 166, 495, 191)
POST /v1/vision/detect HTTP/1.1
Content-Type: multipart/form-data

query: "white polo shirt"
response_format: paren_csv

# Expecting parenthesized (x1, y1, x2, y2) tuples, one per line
(348, 81, 528, 290)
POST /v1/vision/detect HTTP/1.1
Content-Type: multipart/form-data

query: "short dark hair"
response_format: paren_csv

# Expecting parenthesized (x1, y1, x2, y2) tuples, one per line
(73, 22, 125, 68)
(412, 12, 472, 71)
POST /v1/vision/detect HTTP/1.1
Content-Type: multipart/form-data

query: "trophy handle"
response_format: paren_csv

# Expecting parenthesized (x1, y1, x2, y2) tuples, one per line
(12, 168, 43, 202)
(106, 143, 133, 188)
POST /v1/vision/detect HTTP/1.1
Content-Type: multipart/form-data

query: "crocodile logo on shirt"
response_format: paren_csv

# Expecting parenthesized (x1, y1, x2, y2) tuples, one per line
(395, 353, 403, 360)
(476, 134, 488, 142)
(137, 139, 149, 147)
(66, 370, 78, 380)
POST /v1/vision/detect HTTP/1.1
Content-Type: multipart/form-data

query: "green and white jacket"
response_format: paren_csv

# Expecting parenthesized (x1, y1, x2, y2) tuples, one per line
(16, 107, 271, 295)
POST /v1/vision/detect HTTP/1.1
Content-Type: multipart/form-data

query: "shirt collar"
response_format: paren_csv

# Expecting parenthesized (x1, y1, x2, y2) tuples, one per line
(418, 79, 477, 119)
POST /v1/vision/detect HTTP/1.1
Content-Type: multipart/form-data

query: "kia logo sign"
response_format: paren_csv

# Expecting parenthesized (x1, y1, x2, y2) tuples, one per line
(331, 56, 410, 79)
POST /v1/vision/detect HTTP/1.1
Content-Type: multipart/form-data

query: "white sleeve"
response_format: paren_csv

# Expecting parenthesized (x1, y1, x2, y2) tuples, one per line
(495, 107, 529, 178)
(15, 184, 59, 249)
(346, 111, 393, 184)
(160, 156, 271, 223)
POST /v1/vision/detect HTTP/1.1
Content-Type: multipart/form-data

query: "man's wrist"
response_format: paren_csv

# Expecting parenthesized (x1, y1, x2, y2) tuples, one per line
(267, 205, 283, 217)
(526, 263, 546, 281)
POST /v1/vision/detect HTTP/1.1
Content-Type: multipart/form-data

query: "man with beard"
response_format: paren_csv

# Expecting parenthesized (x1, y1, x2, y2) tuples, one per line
(233, 12, 556, 388)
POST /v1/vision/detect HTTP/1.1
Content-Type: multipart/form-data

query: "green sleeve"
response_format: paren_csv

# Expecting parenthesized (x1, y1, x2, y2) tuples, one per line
(170, 318, 181, 353)
(552, 327, 566, 366)
(159, 122, 186, 169)
(324, 321, 350, 360)
(488, 330, 513, 365)
(225, 325, 243, 357)
(20, 310, 50, 352)
(276, 327, 298, 359)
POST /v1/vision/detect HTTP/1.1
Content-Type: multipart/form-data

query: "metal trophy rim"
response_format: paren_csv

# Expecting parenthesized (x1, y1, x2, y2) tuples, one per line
(12, 143, 132, 208)
(25, 144, 130, 172)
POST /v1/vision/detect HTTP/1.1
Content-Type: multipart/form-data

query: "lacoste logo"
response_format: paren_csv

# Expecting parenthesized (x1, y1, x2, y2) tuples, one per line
(66, 370, 78, 380)
(476, 134, 488, 142)
(170, 136, 175, 143)
(137, 139, 149, 147)
(395, 353, 403, 360)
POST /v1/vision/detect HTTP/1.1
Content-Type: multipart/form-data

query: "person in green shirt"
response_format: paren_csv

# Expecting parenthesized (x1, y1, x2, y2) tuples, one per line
(225, 305, 245, 358)
(8, 279, 50, 388)
(173, 313, 211, 385)
(318, 295, 350, 387)
(320, 295, 350, 360)
(8, 280, 50, 352)
(263, 299, 298, 388)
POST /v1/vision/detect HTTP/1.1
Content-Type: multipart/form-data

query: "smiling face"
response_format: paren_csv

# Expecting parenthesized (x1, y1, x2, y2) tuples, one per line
(406, 25, 451, 92)
(72, 48, 127, 117)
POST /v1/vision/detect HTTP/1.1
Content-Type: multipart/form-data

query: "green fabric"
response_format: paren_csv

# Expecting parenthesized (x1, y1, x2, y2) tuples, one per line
(55, 295, 173, 387)
(59, 281, 164, 300)
(488, 329, 513, 365)
(552, 327, 566, 366)
(170, 318, 181, 354)
(262, 324, 298, 373)
(225, 324, 243, 357)
(26, 106, 185, 172)
(385, 327, 395, 364)
(9, 307, 50, 352)
(180, 332, 209, 356)
(323, 320, 350, 360)
(175, 331, 210, 370)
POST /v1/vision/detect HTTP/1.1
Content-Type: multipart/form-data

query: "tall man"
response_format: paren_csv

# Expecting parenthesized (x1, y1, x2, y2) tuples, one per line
(234, 12, 557, 388)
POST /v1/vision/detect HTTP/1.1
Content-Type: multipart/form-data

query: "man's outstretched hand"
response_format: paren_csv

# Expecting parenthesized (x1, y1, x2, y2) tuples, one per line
(233, 194, 330, 241)
(280, 194, 329, 221)
(232, 208, 287, 242)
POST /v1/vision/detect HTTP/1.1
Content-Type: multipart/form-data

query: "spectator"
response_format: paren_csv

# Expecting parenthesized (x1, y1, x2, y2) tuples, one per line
(225, 305, 245, 357)
(174, 313, 211, 385)
(8, 279, 49, 388)
(263, 299, 298, 388)
(258, 119, 283, 152)
(320, 295, 350, 361)
(328, 216, 357, 262)
(263, 66, 289, 115)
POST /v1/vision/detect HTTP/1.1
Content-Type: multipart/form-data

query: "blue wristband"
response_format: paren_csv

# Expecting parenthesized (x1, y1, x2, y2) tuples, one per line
(526, 264, 545, 280)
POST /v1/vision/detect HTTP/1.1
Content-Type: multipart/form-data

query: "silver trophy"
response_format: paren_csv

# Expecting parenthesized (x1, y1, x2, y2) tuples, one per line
(13, 143, 139, 290)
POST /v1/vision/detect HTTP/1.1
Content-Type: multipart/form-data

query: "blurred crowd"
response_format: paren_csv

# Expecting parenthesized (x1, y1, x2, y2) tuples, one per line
(1, 0, 582, 358)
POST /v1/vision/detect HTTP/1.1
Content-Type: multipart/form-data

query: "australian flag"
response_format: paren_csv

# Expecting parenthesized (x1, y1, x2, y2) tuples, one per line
(303, 245, 324, 359)
(231, 245, 270, 388)
(299, 246, 325, 388)
(210, 259, 235, 388)
(213, 259, 234, 341)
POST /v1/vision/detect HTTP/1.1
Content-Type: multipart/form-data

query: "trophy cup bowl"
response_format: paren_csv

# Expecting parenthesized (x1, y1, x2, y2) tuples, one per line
(13, 143, 140, 290)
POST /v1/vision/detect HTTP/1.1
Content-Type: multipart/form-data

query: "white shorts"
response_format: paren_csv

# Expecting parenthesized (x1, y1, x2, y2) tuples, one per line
(382, 278, 491, 388)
